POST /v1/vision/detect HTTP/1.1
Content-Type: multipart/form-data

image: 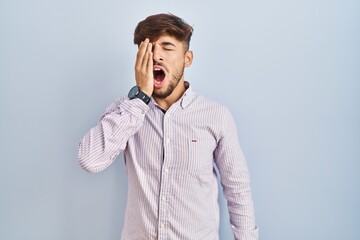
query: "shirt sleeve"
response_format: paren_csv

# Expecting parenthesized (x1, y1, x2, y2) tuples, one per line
(214, 107, 259, 240)
(77, 97, 150, 173)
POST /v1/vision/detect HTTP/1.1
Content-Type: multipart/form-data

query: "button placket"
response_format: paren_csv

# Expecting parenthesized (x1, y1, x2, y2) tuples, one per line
(158, 113, 172, 240)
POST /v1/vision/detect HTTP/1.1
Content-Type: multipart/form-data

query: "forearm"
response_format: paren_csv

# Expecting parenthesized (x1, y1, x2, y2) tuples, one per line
(221, 168, 258, 239)
(78, 97, 149, 173)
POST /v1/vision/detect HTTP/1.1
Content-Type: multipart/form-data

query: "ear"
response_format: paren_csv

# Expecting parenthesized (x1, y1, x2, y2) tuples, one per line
(184, 50, 193, 67)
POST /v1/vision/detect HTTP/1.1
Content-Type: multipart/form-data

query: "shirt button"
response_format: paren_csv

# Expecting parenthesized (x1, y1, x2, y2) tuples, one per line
(163, 167, 169, 173)
(160, 223, 165, 228)
(162, 196, 167, 201)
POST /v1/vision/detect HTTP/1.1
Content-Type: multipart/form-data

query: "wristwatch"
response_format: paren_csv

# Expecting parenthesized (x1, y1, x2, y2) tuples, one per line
(128, 86, 151, 104)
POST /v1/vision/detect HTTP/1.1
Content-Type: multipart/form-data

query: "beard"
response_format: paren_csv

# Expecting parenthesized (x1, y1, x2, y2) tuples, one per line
(152, 64, 185, 99)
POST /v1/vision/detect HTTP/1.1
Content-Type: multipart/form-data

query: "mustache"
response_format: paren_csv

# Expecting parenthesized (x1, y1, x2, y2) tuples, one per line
(153, 62, 168, 72)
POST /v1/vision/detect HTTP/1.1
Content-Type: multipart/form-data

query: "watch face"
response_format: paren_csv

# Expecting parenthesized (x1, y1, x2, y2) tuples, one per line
(128, 86, 139, 98)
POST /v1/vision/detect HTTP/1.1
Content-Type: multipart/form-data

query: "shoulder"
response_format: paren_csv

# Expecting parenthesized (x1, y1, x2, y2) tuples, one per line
(191, 92, 232, 117)
(188, 92, 236, 132)
(189, 93, 237, 140)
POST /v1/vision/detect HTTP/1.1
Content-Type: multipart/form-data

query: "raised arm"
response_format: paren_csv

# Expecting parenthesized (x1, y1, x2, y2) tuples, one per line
(77, 98, 149, 173)
(78, 38, 154, 173)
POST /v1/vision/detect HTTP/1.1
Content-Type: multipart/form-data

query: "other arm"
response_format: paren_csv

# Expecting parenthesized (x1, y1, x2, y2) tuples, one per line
(214, 108, 259, 240)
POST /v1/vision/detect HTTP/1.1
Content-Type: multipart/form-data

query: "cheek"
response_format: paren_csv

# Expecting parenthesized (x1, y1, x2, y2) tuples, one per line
(167, 58, 184, 70)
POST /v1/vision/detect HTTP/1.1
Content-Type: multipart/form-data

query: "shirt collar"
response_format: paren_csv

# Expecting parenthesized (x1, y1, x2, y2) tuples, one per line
(180, 81, 195, 109)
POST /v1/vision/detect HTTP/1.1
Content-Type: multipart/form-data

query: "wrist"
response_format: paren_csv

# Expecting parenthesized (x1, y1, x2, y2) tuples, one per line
(142, 89, 152, 97)
(136, 83, 152, 97)
(128, 86, 151, 104)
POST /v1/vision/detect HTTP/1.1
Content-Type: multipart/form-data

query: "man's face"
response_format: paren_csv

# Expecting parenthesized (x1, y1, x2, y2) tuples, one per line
(151, 35, 192, 99)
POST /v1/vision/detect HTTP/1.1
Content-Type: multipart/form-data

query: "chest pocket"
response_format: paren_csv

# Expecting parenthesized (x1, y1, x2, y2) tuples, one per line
(186, 138, 215, 175)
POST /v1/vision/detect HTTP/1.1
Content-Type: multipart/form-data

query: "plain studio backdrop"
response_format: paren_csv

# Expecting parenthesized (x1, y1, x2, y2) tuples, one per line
(0, 0, 359, 239)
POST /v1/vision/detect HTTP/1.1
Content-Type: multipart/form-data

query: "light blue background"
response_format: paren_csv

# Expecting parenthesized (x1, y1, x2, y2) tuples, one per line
(1, 0, 359, 239)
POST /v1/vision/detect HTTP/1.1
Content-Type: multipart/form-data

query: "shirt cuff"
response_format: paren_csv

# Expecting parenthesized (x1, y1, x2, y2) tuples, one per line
(120, 98, 150, 119)
(232, 225, 259, 240)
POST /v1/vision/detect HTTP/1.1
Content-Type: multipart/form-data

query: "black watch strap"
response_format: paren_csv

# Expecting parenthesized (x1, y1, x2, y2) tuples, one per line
(136, 90, 151, 104)
(128, 86, 151, 104)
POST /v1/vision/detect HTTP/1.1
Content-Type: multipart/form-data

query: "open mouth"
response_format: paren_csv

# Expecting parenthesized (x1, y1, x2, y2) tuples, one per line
(153, 67, 166, 88)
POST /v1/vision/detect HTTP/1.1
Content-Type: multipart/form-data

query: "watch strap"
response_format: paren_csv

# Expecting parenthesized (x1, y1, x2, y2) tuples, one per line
(128, 86, 151, 104)
(136, 89, 151, 104)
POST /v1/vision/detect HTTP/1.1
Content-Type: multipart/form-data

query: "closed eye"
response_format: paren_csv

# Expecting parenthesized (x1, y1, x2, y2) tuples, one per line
(160, 41, 176, 51)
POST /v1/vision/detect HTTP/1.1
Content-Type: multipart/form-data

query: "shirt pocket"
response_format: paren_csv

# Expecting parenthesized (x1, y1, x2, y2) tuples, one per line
(186, 138, 215, 175)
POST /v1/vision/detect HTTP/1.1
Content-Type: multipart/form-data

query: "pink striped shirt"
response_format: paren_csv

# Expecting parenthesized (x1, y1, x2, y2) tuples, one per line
(78, 83, 258, 240)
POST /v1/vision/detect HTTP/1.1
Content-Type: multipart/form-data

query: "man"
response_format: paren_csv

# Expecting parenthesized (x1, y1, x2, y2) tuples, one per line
(78, 13, 259, 240)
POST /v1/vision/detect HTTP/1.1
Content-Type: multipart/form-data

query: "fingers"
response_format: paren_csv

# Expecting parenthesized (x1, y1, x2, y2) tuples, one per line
(143, 43, 153, 73)
(136, 38, 153, 75)
(134, 38, 154, 95)
(136, 38, 151, 69)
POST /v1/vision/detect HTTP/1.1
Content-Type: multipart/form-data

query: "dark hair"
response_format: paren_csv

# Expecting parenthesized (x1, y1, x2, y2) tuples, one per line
(134, 13, 193, 51)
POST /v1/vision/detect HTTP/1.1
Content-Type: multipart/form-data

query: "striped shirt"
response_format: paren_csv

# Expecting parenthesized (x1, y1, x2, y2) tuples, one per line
(78, 82, 259, 240)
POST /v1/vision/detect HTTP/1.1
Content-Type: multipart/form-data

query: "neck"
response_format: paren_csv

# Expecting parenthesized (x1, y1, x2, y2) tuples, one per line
(153, 79, 186, 111)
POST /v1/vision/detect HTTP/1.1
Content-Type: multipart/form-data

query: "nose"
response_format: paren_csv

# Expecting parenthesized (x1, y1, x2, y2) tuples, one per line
(152, 44, 163, 62)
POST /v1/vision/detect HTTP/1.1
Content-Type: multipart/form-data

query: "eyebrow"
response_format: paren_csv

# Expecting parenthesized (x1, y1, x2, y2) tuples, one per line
(159, 41, 176, 48)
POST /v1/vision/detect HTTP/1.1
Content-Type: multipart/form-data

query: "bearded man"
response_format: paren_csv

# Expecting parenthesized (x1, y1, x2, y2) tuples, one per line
(78, 13, 259, 240)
